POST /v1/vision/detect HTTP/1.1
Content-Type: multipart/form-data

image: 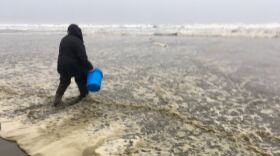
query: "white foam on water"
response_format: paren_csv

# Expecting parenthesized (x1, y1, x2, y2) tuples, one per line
(0, 24, 280, 37)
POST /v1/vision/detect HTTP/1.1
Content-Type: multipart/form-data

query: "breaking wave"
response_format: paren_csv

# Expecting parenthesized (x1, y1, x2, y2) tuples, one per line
(0, 24, 280, 37)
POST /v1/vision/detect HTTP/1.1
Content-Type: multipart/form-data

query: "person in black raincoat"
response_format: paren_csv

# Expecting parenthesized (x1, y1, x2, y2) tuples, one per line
(53, 24, 93, 106)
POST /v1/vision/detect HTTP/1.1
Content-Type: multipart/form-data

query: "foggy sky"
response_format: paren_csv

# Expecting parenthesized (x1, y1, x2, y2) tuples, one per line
(0, 0, 279, 24)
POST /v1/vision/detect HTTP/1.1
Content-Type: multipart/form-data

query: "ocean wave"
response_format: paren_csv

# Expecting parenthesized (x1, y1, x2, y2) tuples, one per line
(0, 24, 280, 37)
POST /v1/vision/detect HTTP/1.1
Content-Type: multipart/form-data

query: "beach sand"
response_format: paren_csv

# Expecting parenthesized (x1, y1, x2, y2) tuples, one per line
(0, 32, 280, 155)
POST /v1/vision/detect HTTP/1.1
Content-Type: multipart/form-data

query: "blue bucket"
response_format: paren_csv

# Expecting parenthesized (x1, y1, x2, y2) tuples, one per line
(87, 68, 103, 92)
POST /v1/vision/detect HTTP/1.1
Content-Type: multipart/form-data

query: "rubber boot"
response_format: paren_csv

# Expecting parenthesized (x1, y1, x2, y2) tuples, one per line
(53, 75, 71, 107)
(53, 94, 63, 107)
(71, 73, 88, 105)
(69, 92, 88, 106)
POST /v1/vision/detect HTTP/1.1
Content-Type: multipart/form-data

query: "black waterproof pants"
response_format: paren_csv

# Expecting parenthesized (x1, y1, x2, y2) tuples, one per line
(55, 72, 88, 98)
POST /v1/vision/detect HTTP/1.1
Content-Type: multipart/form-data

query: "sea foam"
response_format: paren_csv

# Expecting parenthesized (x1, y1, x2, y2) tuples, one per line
(0, 24, 280, 37)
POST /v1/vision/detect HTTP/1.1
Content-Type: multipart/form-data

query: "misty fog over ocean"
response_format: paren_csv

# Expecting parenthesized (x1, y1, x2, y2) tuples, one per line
(0, 0, 280, 24)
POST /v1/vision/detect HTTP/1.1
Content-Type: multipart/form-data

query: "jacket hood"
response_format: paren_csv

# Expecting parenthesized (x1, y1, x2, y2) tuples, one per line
(67, 24, 83, 42)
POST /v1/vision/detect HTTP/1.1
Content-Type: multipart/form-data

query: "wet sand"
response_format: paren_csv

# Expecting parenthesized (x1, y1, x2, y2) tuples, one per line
(0, 137, 27, 156)
(0, 32, 280, 155)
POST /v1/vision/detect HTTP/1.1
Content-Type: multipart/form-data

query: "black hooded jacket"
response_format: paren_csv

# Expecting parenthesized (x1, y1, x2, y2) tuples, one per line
(57, 24, 93, 76)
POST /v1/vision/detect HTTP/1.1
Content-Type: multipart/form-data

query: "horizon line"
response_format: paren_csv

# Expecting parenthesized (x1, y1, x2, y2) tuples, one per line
(0, 23, 280, 26)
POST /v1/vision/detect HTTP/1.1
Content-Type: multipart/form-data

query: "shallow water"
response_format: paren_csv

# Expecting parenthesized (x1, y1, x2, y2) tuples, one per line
(0, 32, 280, 155)
(0, 138, 27, 156)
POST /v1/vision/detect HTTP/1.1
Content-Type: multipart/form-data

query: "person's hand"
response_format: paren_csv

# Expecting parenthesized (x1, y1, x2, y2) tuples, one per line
(89, 67, 94, 72)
